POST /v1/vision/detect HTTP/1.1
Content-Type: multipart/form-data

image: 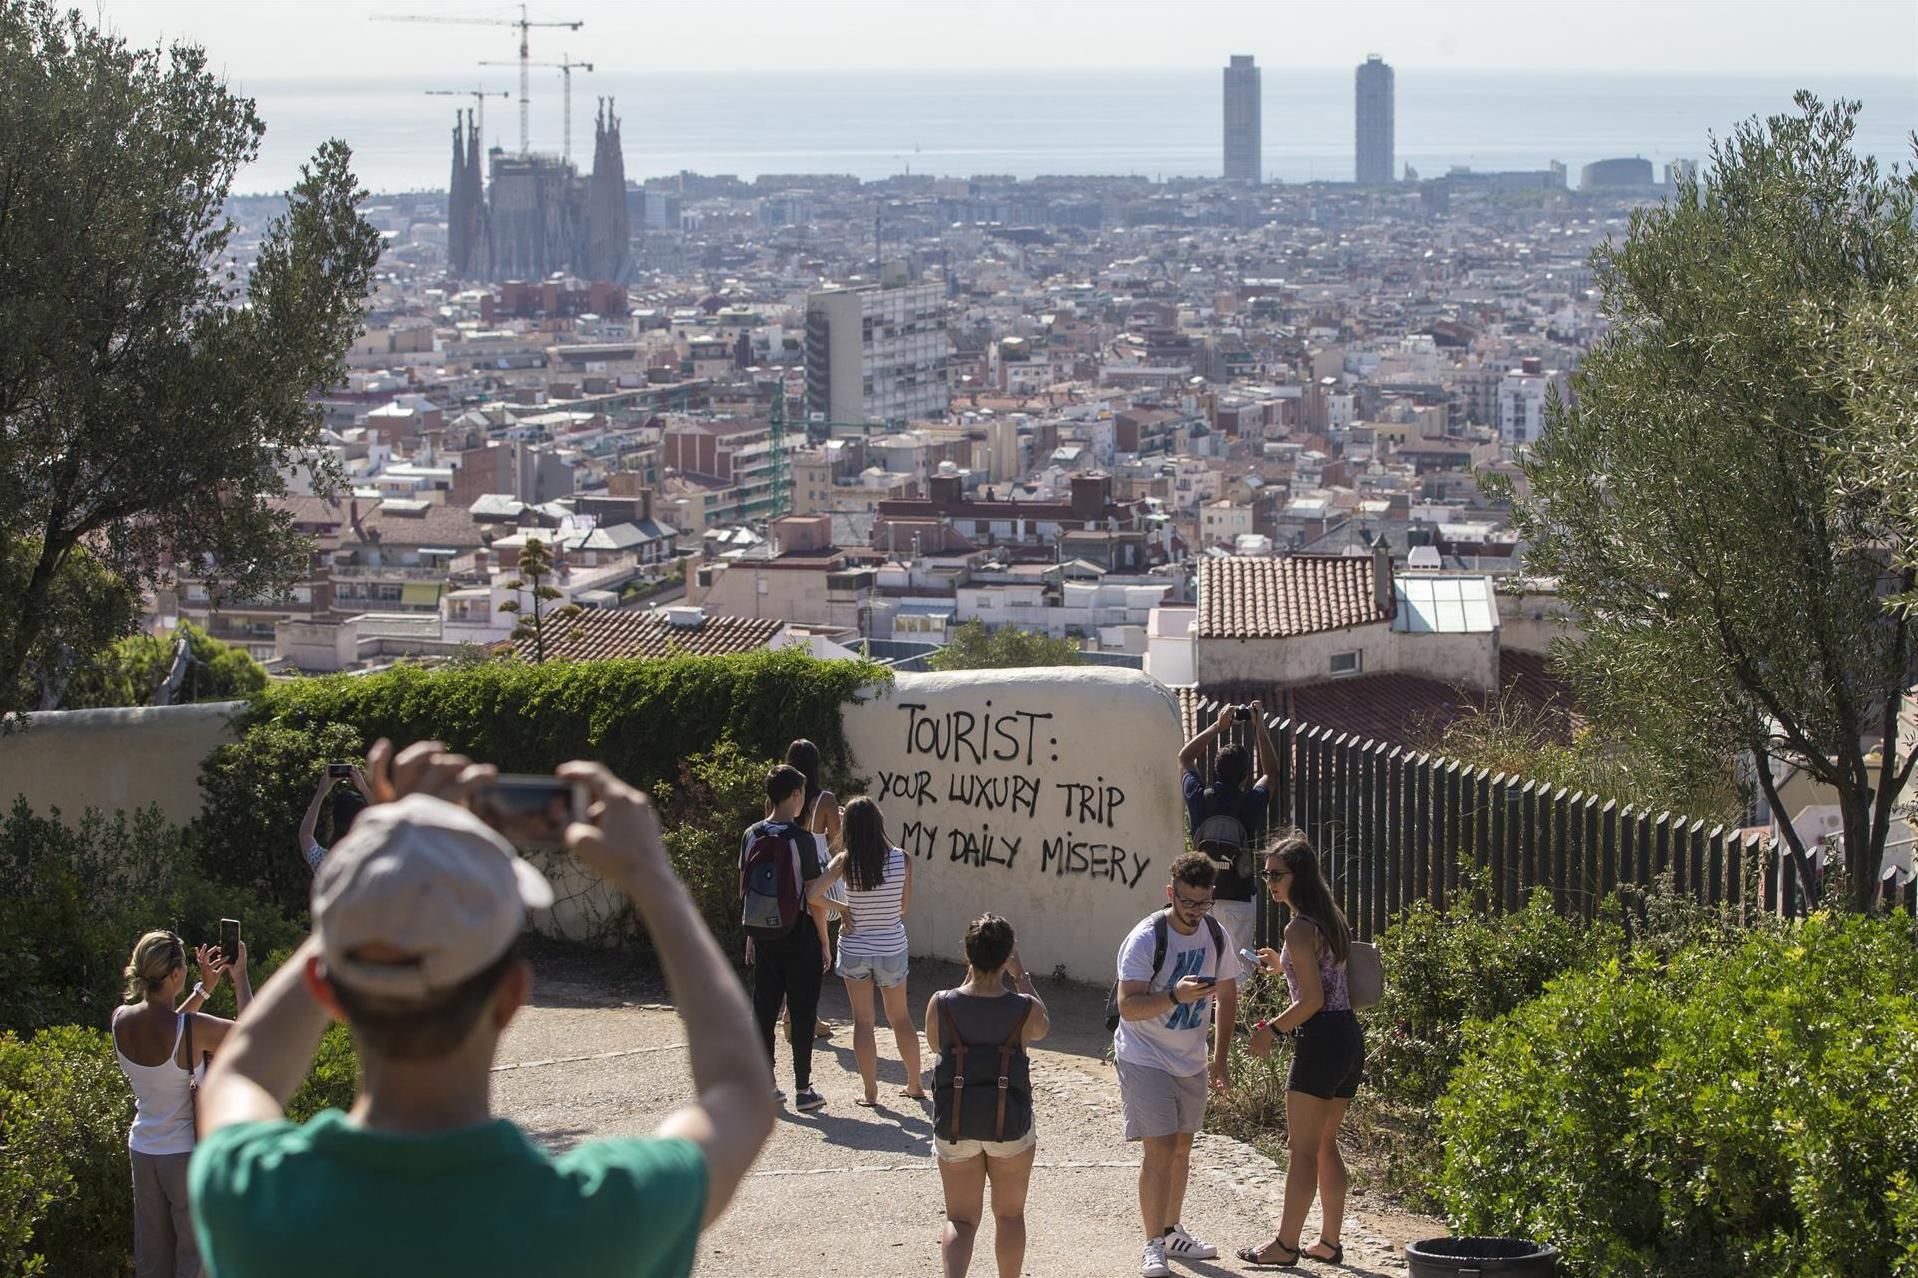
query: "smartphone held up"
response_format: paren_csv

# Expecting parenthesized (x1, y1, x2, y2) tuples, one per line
(220, 917, 241, 967)
(467, 775, 588, 849)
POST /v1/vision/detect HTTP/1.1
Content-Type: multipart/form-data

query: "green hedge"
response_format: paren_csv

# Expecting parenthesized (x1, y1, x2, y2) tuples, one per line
(244, 647, 887, 786)
(1438, 912, 1918, 1277)
(197, 648, 888, 926)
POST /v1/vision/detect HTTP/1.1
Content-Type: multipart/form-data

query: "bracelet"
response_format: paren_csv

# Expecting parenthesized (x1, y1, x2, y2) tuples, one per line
(191, 982, 206, 1000)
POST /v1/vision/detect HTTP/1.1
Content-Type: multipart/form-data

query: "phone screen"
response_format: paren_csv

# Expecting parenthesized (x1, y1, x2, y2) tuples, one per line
(326, 763, 355, 779)
(219, 917, 241, 965)
(469, 776, 585, 849)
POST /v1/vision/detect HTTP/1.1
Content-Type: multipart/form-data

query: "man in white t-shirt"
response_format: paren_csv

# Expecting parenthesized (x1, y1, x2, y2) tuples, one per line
(1112, 852, 1236, 1278)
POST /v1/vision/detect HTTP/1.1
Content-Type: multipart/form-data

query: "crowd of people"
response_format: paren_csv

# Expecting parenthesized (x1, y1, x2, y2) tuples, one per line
(111, 710, 1362, 1278)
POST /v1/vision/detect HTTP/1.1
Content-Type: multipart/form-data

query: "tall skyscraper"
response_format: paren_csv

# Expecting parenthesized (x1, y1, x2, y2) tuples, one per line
(1223, 55, 1260, 185)
(1355, 54, 1395, 186)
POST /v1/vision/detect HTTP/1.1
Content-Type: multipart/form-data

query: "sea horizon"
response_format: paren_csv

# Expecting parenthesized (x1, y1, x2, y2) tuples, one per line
(218, 67, 1917, 198)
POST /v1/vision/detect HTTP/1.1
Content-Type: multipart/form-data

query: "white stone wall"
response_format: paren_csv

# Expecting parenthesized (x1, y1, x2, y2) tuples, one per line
(841, 667, 1186, 982)
(1194, 623, 1499, 692)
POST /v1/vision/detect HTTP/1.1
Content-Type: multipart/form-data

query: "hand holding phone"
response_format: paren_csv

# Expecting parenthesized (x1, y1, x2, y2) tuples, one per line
(325, 762, 355, 780)
(468, 774, 588, 849)
(1239, 946, 1265, 973)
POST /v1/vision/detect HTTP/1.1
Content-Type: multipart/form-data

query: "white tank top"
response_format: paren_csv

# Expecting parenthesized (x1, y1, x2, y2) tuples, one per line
(113, 1011, 199, 1155)
(812, 794, 850, 908)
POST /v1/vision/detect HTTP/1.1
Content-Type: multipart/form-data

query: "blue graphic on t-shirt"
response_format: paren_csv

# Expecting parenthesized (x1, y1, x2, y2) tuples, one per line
(1164, 948, 1209, 1030)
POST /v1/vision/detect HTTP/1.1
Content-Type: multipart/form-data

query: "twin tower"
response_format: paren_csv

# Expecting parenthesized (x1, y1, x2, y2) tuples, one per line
(1224, 54, 1395, 186)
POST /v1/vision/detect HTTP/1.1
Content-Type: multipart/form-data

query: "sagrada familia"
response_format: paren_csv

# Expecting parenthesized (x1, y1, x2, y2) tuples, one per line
(447, 98, 632, 285)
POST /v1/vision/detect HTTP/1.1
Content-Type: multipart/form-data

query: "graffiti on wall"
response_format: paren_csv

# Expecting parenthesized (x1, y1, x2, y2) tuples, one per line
(875, 700, 1152, 890)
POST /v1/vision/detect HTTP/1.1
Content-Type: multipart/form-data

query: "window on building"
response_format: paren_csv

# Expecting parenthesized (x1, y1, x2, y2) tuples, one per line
(1330, 650, 1362, 677)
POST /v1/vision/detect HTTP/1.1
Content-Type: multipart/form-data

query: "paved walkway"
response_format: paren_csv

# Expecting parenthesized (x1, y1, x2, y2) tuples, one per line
(493, 958, 1437, 1278)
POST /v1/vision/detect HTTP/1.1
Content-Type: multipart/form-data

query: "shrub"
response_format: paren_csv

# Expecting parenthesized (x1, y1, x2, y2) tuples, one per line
(245, 647, 886, 795)
(0, 1026, 134, 1278)
(190, 719, 368, 918)
(0, 798, 306, 1036)
(61, 620, 268, 710)
(1438, 913, 1918, 1277)
(1365, 889, 1623, 1108)
(0, 1014, 356, 1278)
(653, 738, 788, 961)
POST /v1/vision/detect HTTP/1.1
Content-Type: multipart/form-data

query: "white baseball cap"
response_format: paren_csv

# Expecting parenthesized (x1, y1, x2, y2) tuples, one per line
(312, 793, 555, 997)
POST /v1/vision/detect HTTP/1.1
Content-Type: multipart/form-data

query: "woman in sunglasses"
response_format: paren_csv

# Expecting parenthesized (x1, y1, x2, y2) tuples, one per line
(1235, 831, 1362, 1268)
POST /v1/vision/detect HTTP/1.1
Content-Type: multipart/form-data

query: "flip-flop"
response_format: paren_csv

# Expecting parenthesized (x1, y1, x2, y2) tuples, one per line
(854, 1097, 878, 1108)
(1235, 1238, 1300, 1267)
(1304, 1240, 1344, 1265)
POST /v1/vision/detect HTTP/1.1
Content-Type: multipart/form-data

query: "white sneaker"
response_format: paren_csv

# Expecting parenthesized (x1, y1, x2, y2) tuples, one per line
(1165, 1225, 1218, 1261)
(1140, 1237, 1171, 1278)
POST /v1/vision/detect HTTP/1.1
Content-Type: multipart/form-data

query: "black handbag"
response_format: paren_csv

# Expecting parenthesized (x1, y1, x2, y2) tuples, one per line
(932, 993, 1034, 1144)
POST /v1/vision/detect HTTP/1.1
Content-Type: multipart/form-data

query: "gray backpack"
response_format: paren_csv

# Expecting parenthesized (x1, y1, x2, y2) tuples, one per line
(1193, 786, 1252, 879)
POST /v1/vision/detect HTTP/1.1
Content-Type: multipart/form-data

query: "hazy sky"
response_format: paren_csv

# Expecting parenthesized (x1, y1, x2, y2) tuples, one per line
(89, 0, 1918, 78)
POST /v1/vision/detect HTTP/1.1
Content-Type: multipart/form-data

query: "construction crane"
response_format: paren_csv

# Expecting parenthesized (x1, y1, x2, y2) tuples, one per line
(423, 87, 510, 150)
(478, 55, 592, 163)
(372, 4, 582, 156)
(766, 382, 886, 520)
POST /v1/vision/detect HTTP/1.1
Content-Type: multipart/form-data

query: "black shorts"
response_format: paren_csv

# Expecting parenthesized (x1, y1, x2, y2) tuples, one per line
(1288, 1009, 1364, 1100)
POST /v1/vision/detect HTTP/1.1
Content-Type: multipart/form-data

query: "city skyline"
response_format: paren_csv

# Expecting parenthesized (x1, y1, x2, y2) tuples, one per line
(94, 0, 1918, 77)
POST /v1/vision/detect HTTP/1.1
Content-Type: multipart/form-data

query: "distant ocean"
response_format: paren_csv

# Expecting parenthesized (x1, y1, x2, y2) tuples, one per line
(224, 68, 1917, 196)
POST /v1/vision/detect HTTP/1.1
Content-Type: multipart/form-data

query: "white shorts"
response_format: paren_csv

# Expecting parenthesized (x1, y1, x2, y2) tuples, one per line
(1210, 898, 1256, 981)
(934, 1127, 1037, 1162)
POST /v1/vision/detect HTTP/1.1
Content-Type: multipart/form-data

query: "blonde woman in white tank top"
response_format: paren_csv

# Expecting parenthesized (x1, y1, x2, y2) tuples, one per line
(112, 930, 251, 1278)
(809, 797, 924, 1105)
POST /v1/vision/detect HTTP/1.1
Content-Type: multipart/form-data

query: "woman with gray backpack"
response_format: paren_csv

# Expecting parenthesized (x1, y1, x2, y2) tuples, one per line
(1236, 830, 1376, 1268)
(925, 913, 1050, 1278)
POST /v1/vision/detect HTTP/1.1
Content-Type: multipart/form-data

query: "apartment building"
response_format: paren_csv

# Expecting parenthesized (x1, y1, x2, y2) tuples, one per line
(804, 278, 952, 424)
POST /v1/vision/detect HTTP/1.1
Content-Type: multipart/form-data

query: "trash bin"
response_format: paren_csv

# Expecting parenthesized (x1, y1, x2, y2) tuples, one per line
(1405, 1236, 1559, 1277)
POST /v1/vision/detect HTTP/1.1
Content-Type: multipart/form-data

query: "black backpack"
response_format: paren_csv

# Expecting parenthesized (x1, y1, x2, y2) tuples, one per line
(1103, 911, 1228, 1032)
(932, 992, 1035, 1144)
(1192, 786, 1253, 880)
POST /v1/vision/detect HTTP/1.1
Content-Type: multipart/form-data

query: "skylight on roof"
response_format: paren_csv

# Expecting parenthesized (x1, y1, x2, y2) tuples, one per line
(1394, 576, 1498, 634)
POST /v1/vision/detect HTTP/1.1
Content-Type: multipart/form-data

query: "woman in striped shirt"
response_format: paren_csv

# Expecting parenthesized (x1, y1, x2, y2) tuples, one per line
(809, 797, 923, 1105)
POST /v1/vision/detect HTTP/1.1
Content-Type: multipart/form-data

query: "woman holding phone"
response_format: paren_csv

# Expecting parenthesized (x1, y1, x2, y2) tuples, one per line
(1235, 831, 1363, 1267)
(111, 930, 251, 1277)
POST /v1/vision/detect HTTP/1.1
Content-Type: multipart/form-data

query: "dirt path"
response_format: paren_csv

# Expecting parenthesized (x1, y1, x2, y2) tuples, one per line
(493, 957, 1441, 1277)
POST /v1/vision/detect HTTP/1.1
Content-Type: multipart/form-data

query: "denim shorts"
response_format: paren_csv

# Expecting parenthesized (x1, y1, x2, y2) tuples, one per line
(836, 947, 909, 988)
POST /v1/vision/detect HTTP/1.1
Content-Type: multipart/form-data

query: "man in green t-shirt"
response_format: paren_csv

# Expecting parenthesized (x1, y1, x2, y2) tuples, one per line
(189, 741, 775, 1277)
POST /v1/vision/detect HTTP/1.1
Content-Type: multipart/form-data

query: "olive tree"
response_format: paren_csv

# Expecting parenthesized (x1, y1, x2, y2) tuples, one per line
(0, 0, 382, 715)
(1508, 94, 1918, 911)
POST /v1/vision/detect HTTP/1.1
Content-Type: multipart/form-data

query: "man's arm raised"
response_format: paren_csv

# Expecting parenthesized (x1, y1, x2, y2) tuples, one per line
(560, 762, 775, 1229)
(202, 740, 497, 1137)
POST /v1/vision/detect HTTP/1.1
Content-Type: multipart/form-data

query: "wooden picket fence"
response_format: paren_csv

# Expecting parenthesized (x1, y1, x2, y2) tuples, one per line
(1183, 700, 1914, 944)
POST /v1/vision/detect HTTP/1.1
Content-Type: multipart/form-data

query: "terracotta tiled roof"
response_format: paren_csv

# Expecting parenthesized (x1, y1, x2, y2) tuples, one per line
(1195, 555, 1389, 639)
(504, 609, 784, 662)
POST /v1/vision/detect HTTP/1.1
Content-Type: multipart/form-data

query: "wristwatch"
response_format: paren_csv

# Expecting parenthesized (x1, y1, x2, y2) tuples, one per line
(190, 981, 207, 1000)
